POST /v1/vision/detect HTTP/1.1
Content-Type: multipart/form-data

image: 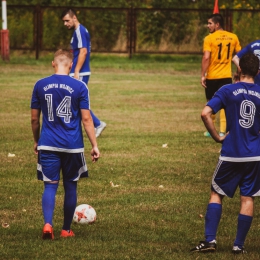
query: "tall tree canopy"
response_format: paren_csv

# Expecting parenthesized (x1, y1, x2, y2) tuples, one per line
(6, 0, 260, 9)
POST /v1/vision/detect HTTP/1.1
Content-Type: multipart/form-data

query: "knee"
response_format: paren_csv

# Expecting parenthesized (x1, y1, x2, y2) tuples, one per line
(209, 191, 224, 204)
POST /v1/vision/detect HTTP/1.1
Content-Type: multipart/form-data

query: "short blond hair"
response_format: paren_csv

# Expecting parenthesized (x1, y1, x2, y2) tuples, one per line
(53, 49, 73, 65)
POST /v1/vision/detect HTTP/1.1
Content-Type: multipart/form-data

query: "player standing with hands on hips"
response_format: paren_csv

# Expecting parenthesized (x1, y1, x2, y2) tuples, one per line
(61, 8, 106, 137)
(31, 49, 100, 239)
(201, 13, 241, 137)
(191, 53, 260, 254)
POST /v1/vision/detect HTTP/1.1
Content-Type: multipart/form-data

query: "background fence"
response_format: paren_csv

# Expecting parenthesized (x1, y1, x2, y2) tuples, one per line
(1, 5, 260, 58)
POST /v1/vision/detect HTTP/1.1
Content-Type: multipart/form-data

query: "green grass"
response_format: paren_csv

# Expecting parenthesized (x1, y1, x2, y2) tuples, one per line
(0, 53, 259, 259)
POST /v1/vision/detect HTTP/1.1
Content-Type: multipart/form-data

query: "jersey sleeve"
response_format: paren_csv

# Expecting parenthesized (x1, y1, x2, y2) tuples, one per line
(206, 87, 227, 114)
(203, 35, 211, 52)
(236, 43, 251, 58)
(79, 82, 90, 110)
(234, 36, 241, 53)
(77, 26, 90, 49)
(30, 83, 41, 109)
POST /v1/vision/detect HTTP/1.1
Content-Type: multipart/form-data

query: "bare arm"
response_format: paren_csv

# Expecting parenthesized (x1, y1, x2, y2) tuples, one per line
(201, 51, 211, 88)
(74, 48, 87, 80)
(201, 106, 227, 143)
(232, 55, 241, 71)
(81, 109, 100, 162)
(31, 109, 41, 154)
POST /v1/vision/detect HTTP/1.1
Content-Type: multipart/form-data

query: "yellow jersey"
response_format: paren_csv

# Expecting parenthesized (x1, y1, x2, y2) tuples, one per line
(203, 30, 241, 79)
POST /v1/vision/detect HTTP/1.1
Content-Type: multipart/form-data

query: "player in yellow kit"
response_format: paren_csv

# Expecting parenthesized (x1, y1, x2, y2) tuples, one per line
(201, 13, 241, 137)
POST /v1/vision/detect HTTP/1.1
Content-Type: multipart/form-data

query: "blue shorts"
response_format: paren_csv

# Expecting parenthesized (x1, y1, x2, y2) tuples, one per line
(37, 150, 88, 182)
(211, 160, 260, 197)
(79, 76, 89, 85)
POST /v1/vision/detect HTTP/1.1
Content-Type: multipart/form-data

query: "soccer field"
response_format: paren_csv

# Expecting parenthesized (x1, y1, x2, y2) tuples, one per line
(0, 53, 259, 259)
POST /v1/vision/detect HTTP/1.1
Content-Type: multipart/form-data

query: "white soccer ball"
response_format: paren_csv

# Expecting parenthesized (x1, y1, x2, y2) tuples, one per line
(73, 204, 97, 224)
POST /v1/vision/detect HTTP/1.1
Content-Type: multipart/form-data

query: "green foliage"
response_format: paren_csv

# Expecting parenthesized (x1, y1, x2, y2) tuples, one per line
(42, 8, 71, 50)
(76, 9, 126, 51)
(232, 11, 260, 46)
(5, 0, 260, 8)
(136, 10, 194, 49)
(233, 0, 260, 9)
(7, 8, 34, 49)
(3, 1, 260, 54)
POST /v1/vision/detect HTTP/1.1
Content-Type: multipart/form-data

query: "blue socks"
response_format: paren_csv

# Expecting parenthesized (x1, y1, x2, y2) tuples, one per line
(42, 181, 77, 231)
(205, 203, 222, 242)
(234, 214, 253, 248)
(90, 110, 101, 128)
(62, 180, 77, 231)
(204, 204, 253, 248)
(42, 182, 58, 226)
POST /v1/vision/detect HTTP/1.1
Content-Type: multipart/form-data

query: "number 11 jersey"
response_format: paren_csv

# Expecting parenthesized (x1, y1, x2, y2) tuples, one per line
(203, 30, 241, 79)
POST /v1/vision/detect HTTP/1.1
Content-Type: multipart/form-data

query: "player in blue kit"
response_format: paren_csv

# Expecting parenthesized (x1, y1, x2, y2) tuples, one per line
(233, 40, 260, 85)
(61, 8, 106, 137)
(191, 53, 260, 254)
(31, 49, 100, 239)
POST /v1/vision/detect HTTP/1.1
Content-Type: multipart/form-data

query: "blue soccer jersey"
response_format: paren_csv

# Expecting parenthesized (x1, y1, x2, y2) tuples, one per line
(70, 24, 91, 77)
(237, 40, 260, 85)
(31, 74, 90, 152)
(237, 40, 260, 69)
(207, 82, 260, 161)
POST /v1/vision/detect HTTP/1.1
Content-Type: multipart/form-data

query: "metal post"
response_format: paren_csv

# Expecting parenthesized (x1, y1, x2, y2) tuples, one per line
(35, 5, 41, 60)
(1, 0, 10, 61)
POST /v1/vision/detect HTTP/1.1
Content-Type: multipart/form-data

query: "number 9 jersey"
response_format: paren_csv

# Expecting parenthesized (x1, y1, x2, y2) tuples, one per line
(31, 74, 90, 153)
(207, 82, 260, 161)
(203, 30, 241, 79)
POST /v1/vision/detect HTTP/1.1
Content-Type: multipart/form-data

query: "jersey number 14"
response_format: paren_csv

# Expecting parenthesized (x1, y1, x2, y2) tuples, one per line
(45, 94, 72, 123)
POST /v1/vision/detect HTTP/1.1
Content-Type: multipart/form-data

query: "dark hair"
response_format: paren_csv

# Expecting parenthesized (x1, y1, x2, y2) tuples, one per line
(208, 13, 224, 28)
(61, 8, 76, 19)
(239, 53, 259, 78)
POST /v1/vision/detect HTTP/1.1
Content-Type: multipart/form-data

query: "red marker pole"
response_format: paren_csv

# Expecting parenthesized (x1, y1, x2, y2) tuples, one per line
(1, 0, 10, 61)
(213, 0, 219, 14)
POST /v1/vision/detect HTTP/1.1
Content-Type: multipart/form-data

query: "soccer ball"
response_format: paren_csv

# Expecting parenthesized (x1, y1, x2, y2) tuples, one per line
(73, 204, 97, 224)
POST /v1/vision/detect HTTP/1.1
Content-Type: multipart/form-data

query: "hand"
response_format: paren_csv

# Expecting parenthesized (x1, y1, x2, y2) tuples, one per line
(91, 146, 100, 163)
(233, 72, 240, 83)
(217, 132, 229, 144)
(201, 76, 207, 88)
(33, 142, 38, 154)
(73, 71, 80, 80)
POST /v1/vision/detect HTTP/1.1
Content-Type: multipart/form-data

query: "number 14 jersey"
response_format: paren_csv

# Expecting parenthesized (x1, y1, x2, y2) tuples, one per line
(31, 74, 90, 153)
(203, 30, 241, 79)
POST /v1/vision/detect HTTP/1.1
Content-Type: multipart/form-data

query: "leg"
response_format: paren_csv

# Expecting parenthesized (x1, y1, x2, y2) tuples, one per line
(90, 110, 101, 128)
(60, 152, 87, 237)
(190, 191, 223, 253)
(42, 181, 58, 239)
(61, 180, 77, 237)
(205, 191, 224, 242)
(240, 196, 254, 216)
(42, 181, 59, 226)
(80, 75, 106, 133)
(233, 196, 253, 251)
(203, 80, 217, 137)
